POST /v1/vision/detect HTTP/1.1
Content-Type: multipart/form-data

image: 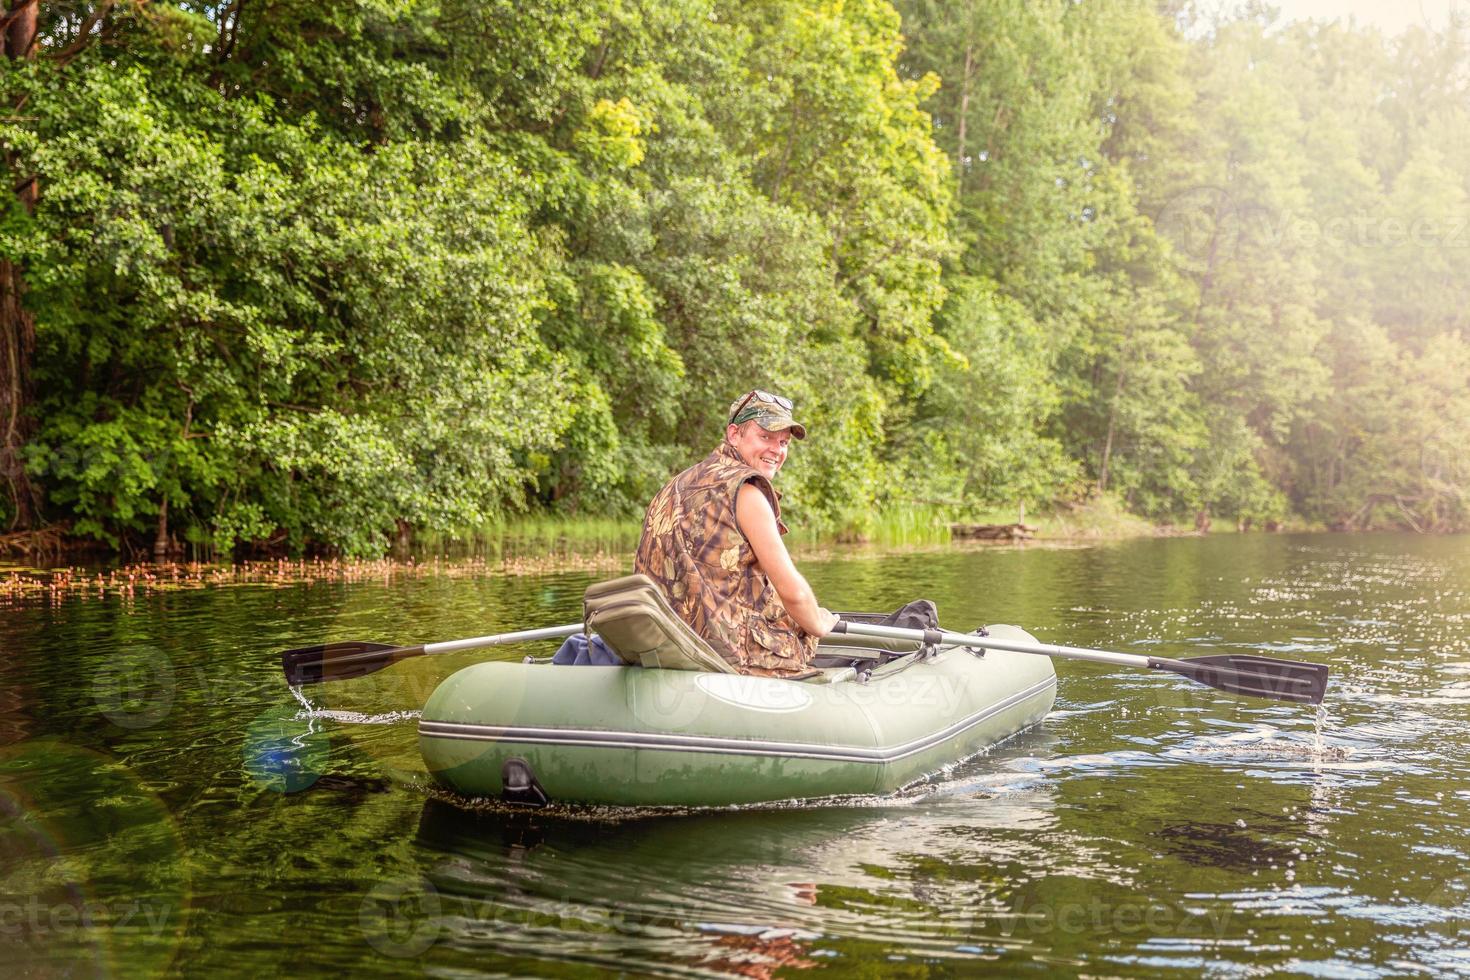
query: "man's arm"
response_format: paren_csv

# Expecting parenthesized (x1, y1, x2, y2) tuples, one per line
(735, 482, 839, 637)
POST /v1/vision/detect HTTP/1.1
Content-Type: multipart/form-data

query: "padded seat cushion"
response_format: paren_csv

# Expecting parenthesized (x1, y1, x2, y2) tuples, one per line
(584, 574, 739, 673)
(583, 575, 925, 673)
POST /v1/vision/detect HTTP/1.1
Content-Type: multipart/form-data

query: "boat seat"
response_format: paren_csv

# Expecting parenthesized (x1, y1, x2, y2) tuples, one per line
(583, 575, 926, 674)
(583, 575, 740, 673)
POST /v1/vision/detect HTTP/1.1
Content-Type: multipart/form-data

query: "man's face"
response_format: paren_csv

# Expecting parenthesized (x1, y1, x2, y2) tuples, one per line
(727, 422, 792, 479)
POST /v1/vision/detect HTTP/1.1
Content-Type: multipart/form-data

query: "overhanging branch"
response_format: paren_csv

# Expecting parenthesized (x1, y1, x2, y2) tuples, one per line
(51, 0, 119, 67)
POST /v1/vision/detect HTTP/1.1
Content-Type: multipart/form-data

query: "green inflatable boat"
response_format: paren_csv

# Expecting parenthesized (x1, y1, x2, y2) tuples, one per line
(419, 576, 1056, 807)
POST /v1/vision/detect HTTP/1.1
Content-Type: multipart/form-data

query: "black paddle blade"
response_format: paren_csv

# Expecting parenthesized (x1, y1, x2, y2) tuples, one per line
(281, 641, 403, 687)
(1152, 654, 1329, 704)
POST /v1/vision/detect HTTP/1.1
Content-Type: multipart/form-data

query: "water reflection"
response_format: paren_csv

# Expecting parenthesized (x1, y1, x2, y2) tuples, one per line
(0, 740, 190, 977)
(412, 801, 838, 975)
(409, 784, 1090, 973)
(3, 533, 1470, 974)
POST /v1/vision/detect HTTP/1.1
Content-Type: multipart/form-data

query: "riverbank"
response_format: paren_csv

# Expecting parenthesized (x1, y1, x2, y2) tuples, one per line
(0, 552, 636, 604)
(0, 498, 1307, 604)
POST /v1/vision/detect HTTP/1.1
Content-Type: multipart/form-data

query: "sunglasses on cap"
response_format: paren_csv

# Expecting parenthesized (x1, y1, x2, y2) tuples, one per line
(729, 389, 794, 425)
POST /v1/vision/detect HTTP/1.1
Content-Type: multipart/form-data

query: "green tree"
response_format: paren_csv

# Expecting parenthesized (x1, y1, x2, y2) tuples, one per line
(898, 277, 1077, 511)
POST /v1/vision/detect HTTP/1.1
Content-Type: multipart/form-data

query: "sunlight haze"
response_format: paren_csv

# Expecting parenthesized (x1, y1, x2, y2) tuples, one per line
(1269, 0, 1464, 35)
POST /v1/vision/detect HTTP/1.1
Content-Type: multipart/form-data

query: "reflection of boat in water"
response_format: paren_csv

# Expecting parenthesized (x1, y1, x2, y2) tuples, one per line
(418, 611, 1057, 807)
(413, 776, 1066, 891)
(405, 770, 1068, 974)
(408, 800, 844, 975)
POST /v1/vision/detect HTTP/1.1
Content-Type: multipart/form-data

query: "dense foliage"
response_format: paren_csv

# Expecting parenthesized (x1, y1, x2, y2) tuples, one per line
(2, 1, 1466, 555)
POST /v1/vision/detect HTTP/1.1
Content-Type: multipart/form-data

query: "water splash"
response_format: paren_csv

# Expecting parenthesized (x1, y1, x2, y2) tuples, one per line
(1314, 702, 1328, 759)
(287, 683, 422, 726)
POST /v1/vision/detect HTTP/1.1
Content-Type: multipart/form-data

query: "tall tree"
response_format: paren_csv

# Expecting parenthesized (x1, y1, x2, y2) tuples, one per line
(1, 0, 40, 529)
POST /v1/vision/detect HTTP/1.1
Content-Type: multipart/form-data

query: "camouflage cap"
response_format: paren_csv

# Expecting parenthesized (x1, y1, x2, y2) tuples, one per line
(727, 389, 807, 439)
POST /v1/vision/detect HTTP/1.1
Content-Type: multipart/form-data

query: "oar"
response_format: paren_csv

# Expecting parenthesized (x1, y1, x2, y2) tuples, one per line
(281, 623, 584, 687)
(830, 621, 1329, 705)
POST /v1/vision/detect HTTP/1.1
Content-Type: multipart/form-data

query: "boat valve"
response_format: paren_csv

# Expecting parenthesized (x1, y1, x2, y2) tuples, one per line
(500, 757, 550, 808)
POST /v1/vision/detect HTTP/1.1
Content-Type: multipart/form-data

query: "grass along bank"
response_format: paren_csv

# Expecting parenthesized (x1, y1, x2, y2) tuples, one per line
(0, 496, 1219, 598)
(445, 495, 1185, 561)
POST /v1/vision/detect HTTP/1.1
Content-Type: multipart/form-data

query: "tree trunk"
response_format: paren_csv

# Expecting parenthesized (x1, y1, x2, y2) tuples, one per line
(0, 261, 38, 529)
(956, 44, 972, 193)
(1098, 365, 1124, 494)
(1, 0, 40, 531)
(153, 497, 169, 561)
(5, 0, 37, 59)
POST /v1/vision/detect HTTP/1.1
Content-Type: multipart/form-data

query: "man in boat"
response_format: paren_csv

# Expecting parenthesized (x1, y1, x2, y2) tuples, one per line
(632, 389, 840, 677)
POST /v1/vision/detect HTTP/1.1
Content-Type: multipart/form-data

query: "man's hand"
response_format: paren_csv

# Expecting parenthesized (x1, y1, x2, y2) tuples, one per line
(814, 606, 840, 637)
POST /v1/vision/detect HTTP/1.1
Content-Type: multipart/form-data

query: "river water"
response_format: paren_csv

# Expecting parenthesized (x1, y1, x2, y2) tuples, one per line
(2, 533, 1468, 976)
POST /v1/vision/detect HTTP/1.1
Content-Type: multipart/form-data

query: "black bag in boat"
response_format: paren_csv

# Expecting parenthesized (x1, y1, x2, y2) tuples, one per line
(878, 598, 940, 631)
(837, 598, 940, 631)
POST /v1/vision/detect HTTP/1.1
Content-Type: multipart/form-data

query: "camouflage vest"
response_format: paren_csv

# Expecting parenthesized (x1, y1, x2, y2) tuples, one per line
(633, 442, 818, 676)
